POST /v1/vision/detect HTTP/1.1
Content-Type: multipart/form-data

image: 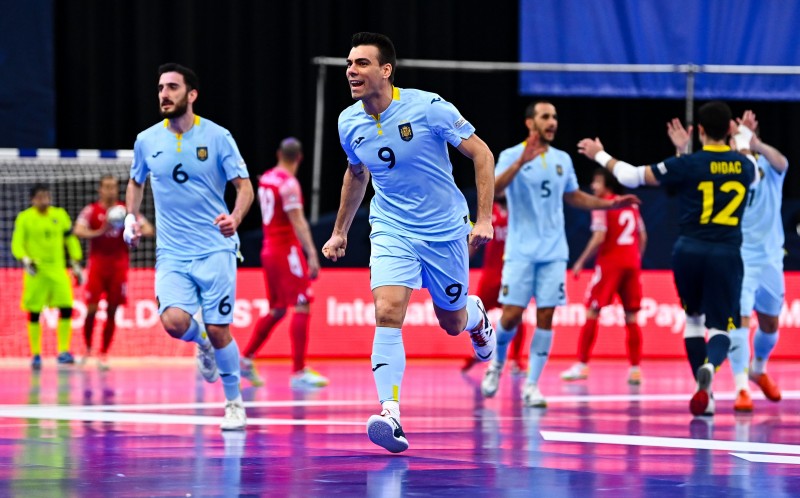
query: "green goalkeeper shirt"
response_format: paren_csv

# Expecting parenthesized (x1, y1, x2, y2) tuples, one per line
(11, 206, 82, 274)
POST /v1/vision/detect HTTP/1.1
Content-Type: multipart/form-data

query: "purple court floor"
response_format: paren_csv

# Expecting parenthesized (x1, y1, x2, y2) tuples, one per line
(1, 358, 800, 497)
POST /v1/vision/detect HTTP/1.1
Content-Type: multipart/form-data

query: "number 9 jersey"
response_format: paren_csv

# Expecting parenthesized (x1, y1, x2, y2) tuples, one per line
(130, 115, 249, 259)
(337, 87, 475, 242)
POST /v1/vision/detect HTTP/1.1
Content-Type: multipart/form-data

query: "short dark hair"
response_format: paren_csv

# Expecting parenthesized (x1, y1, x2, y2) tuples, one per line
(352, 32, 397, 84)
(158, 63, 199, 92)
(697, 101, 732, 141)
(524, 101, 553, 119)
(279, 137, 303, 162)
(593, 168, 625, 195)
(30, 183, 49, 199)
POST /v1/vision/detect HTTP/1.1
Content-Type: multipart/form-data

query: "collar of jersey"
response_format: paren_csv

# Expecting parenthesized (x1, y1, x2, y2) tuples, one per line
(162, 115, 201, 135)
(702, 144, 730, 152)
(364, 86, 401, 120)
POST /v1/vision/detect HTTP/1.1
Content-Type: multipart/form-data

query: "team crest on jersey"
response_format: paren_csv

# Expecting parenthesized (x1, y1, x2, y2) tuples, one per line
(556, 165, 563, 176)
(196, 147, 208, 161)
(398, 123, 413, 142)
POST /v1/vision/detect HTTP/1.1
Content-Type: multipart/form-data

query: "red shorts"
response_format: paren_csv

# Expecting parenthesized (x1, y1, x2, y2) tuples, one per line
(261, 244, 314, 309)
(85, 258, 128, 306)
(474, 268, 502, 311)
(584, 264, 642, 312)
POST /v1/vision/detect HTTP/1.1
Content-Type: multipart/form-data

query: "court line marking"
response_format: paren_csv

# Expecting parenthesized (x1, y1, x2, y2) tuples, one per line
(501, 390, 800, 404)
(0, 406, 364, 426)
(730, 453, 800, 464)
(541, 430, 800, 455)
(0, 400, 375, 411)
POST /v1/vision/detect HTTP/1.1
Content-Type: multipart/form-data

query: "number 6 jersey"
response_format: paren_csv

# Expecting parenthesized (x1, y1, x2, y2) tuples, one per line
(130, 115, 249, 259)
(338, 87, 474, 241)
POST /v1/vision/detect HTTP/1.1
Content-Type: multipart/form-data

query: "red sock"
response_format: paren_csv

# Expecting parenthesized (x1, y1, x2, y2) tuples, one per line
(84, 312, 96, 351)
(242, 313, 282, 358)
(100, 307, 117, 354)
(290, 312, 309, 373)
(625, 321, 642, 366)
(578, 318, 598, 364)
(510, 321, 526, 361)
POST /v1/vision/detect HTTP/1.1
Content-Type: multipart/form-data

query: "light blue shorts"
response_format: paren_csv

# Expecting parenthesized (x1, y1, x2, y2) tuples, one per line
(369, 232, 469, 311)
(499, 259, 567, 308)
(740, 259, 785, 317)
(155, 251, 237, 324)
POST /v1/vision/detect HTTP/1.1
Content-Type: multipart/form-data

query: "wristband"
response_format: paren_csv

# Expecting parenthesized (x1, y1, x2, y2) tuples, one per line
(594, 150, 613, 168)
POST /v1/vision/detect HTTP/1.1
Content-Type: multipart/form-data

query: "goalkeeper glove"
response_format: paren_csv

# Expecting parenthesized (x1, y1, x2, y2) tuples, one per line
(123, 213, 139, 247)
(22, 256, 37, 276)
(70, 260, 85, 286)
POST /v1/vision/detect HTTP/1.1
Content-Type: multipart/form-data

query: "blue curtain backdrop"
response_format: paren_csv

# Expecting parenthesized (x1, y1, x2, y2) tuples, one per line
(0, 0, 54, 147)
(520, 0, 800, 99)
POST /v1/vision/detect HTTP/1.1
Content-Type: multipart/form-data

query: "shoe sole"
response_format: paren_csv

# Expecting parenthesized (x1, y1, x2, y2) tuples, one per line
(734, 403, 753, 412)
(220, 423, 246, 431)
(690, 366, 713, 416)
(367, 415, 408, 453)
(561, 375, 588, 381)
(524, 399, 547, 408)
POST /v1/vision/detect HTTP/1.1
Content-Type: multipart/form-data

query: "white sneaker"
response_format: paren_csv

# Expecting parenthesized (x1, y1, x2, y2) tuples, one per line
(522, 382, 547, 408)
(197, 342, 219, 383)
(481, 362, 502, 398)
(290, 367, 329, 389)
(367, 410, 409, 453)
(468, 296, 495, 362)
(560, 362, 589, 381)
(240, 357, 265, 387)
(220, 400, 247, 431)
(690, 363, 715, 417)
(97, 354, 110, 372)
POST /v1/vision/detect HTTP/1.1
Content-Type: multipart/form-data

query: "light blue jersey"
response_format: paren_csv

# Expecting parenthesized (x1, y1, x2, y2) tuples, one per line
(338, 87, 474, 241)
(496, 143, 578, 262)
(131, 116, 249, 259)
(742, 155, 786, 265)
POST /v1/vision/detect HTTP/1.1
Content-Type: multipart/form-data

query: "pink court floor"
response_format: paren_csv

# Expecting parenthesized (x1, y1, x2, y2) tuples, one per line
(1, 357, 799, 497)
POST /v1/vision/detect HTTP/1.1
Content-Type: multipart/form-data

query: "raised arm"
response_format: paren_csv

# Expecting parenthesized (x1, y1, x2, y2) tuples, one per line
(321, 162, 370, 262)
(577, 137, 661, 187)
(494, 134, 546, 195)
(457, 133, 494, 247)
(737, 110, 788, 174)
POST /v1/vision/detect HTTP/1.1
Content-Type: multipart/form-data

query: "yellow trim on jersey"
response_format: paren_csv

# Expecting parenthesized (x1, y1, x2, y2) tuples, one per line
(365, 88, 401, 136)
(520, 141, 547, 167)
(392, 86, 400, 100)
(703, 144, 731, 152)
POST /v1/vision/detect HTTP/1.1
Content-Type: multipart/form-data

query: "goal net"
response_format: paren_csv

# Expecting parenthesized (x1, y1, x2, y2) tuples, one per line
(0, 150, 192, 358)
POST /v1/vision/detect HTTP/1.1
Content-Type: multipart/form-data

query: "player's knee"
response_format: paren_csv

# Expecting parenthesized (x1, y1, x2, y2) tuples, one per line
(374, 300, 406, 328)
(759, 315, 779, 333)
(438, 315, 464, 336)
(28, 312, 40, 323)
(500, 308, 524, 330)
(160, 310, 191, 338)
(205, 324, 232, 349)
(271, 308, 288, 320)
(59, 308, 73, 319)
(536, 308, 555, 329)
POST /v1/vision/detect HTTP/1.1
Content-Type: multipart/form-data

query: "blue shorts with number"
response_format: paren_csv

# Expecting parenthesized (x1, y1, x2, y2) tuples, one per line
(155, 251, 237, 324)
(740, 258, 785, 317)
(499, 259, 567, 308)
(672, 236, 742, 331)
(369, 232, 469, 311)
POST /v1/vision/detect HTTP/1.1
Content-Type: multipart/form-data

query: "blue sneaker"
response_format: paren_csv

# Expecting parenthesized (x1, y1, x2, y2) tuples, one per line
(57, 352, 75, 365)
(31, 355, 42, 371)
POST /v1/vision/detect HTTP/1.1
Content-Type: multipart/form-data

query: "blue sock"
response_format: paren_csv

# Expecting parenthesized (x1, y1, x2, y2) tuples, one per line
(372, 327, 405, 403)
(753, 328, 779, 361)
(493, 322, 518, 366)
(527, 328, 553, 384)
(706, 330, 731, 369)
(464, 296, 482, 331)
(180, 318, 211, 347)
(728, 327, 750, 375)
(214, 339, 241, 401)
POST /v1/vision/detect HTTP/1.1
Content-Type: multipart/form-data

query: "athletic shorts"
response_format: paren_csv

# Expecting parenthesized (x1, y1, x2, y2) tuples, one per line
(20, 270, 74, 312)
(740, 258, 785, 317)
(672, 237, 742, 331)
(584, 264, 642, 312)
(85, 259, 129, 306)
(260, 244, 314, 309)
(369, 231, 469, 311)
(499, 259, 567, 309)
(155, 251, 237, 325)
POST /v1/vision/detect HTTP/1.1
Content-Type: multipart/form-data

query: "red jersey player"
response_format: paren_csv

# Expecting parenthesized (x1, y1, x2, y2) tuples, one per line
(561, 168, 647, 384)
(75, 175, 153, 370)
(240, 138, 328, 389)
(462, 196, 528, 374)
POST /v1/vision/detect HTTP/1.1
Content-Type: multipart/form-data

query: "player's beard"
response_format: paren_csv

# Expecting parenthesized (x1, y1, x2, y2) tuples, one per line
(536, 124, 555, 145)
(160, 94, 189, 119)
